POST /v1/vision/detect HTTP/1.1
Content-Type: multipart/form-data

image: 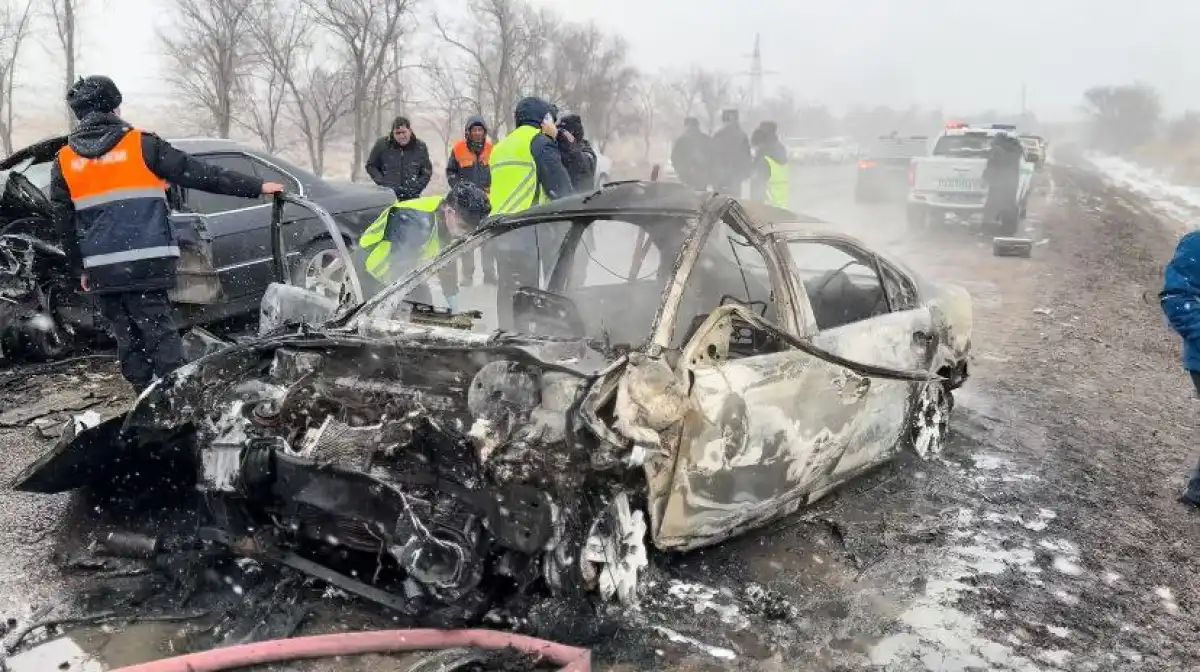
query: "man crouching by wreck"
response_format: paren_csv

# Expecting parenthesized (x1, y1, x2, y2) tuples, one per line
(358, 181, 492, 310)
(49, 76, 282, 393)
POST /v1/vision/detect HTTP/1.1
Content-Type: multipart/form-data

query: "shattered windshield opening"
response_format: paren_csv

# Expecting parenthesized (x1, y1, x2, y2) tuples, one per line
(364, 215, 696, 346)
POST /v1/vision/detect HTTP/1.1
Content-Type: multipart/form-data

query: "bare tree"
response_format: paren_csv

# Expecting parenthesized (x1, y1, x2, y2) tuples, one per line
(287, 61, 354, 176)
(1081, 83, 1161, 154)
(160, 0, 263, 137)
(539, 21, 637, 148)
(435, 0, 549, 136)
(44, 0, 81, 128)
(666, 67, 733, 133)
(241, 0, 310, 153)
(420, 55, 474, 156)
(303, 0, 415, 181)
(0, 0, 32, 151)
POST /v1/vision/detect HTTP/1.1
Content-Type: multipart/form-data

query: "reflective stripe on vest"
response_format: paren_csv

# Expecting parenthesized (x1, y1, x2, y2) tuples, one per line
(489, 125, 543, 215)
(765, 156, 790, 209)
(360, 195, 442, 283)
(58, 129, 174, 268)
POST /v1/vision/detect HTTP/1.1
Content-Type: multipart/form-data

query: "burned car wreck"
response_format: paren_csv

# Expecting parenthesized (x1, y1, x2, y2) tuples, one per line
(15, 182, 973, 622)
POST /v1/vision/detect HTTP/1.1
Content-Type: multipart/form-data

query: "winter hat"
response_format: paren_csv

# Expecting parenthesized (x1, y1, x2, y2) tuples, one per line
(557, 114, 584, 140)
(67, 75, 122, 119)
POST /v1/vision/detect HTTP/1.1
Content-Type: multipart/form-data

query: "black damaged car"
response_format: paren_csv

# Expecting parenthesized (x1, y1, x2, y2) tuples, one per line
(0, 136, 394, 360)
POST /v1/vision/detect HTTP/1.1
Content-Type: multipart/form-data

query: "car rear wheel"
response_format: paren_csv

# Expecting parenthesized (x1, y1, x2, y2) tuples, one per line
(293, 238, 349, 301)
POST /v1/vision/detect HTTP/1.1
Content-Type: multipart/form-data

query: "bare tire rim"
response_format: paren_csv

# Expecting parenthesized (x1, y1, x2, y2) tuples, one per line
(302, 248, 346, 300)
(912, 382, 950, 459)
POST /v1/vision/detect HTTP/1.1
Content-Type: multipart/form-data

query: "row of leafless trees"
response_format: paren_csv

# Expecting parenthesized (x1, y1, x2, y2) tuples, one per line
(0, 0, 953, 175)
(154, 0, 803, 179)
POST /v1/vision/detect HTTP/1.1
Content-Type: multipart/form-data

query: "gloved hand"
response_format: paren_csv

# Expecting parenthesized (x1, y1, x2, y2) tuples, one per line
(445, 294, 460, 313)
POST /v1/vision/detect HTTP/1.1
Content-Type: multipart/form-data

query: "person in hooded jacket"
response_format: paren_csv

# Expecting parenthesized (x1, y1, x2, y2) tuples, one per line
(49, 75, 280, 392)
(365, 116, 433, 200)
(710, 109, 752, 196)
(1161, 230, 1200, 507)
(671, 117, 712, 190)
(555, 114, 596, 192)
(982, 132, 1023, 234)
(488, 97, 574, 330)
(446, 116, 495, 286)
(748, 121, 790, 208)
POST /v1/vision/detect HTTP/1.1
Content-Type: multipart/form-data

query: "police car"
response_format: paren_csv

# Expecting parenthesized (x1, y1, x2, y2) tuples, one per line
(905, 122, 1034, 235)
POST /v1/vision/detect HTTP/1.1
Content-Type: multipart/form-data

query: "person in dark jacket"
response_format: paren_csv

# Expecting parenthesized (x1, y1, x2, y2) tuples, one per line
(1161, 230, 1200, 507)
(446, 116, 495, 286)
(556, 114, 597, 286)
(365, 116, 433, 200)
(982, 132, 1023, 233)
(490, 96, 573, 331)
(749, 121, 789, 205)
(710, 109, 752, 196)
(671, 117, 711, 190)
(49, 75, 279, 392)
(556, 114, 596, 192)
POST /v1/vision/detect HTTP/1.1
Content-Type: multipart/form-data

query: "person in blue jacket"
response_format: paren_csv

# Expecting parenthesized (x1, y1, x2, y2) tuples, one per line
(1160, 230, 1200, 506)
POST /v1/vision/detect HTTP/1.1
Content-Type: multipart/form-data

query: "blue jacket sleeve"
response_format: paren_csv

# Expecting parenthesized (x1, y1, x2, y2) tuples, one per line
(530, 134, 573, 200)
(1164, 296, 1200, 342)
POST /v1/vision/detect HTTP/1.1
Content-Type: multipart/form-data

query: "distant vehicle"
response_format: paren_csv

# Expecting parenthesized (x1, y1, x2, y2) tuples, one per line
(1019, 135, 1046, 166)
(0, 136, 394, 359)
(855, 135, 930, 203)
(906, 126, 1035, 235)
(786, 137, 819, 163)
(810, 137, 858, 165)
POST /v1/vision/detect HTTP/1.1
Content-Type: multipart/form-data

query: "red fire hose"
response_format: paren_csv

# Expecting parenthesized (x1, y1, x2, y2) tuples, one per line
(111, 628, 592, 672)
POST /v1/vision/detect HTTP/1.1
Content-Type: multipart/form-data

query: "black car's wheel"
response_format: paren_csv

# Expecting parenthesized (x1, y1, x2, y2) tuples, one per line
(292, 237, 350, 301)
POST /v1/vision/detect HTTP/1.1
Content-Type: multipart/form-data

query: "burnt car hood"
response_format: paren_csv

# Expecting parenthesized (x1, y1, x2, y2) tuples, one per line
(0, 135, 65, 221)
(11, 324, 617, 494)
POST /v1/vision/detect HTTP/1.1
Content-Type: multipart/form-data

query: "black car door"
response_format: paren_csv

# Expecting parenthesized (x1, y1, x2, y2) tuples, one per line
(244, 157, 307, 284)
(183, 153, 270, 300)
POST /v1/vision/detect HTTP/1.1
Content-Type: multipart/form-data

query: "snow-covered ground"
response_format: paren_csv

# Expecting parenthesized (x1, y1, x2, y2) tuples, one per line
(1086, 153, 1200, 225)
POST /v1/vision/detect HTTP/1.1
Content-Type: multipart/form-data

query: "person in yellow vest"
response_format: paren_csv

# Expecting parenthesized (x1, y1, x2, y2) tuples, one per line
(749, 121, 790, 209)
(489, 96, 574, 330)
(357, 181, 491, 311)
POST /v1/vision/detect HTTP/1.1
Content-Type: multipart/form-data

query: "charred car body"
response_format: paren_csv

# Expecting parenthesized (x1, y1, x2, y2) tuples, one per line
(16, 182, 972, 618)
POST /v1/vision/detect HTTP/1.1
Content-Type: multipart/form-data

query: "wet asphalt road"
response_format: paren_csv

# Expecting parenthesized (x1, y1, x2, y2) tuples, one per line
(0, 160, 1196, 671)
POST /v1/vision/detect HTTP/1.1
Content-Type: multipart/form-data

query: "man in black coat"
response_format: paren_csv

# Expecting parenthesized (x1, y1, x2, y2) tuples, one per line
(365, 116, 433, 200)
(556, 114, 597, 192)
(710, 109, 752, 196)
(671, 117, 711, 190)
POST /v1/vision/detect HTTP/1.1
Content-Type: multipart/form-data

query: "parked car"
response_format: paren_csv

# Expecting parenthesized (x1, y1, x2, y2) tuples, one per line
(0, 136, 394, 359)
(17, 181, 973, 620)
(811, 137, 858, 165)
(855, 135, 930, 203)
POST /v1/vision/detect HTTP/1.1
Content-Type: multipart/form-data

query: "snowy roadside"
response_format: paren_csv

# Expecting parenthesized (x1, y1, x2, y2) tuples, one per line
(1084, 153, 1200, 228)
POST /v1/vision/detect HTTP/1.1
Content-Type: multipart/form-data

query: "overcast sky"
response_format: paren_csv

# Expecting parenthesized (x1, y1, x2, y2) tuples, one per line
(25, 0, 1200, 124)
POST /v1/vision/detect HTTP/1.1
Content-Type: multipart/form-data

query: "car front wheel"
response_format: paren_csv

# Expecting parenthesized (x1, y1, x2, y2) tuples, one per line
(293, 237, 350, 301)
(909, 381, 953, 458)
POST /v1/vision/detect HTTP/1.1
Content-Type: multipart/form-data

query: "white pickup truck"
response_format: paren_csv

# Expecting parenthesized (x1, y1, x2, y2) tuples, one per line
(906, 126, 1034, 235)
